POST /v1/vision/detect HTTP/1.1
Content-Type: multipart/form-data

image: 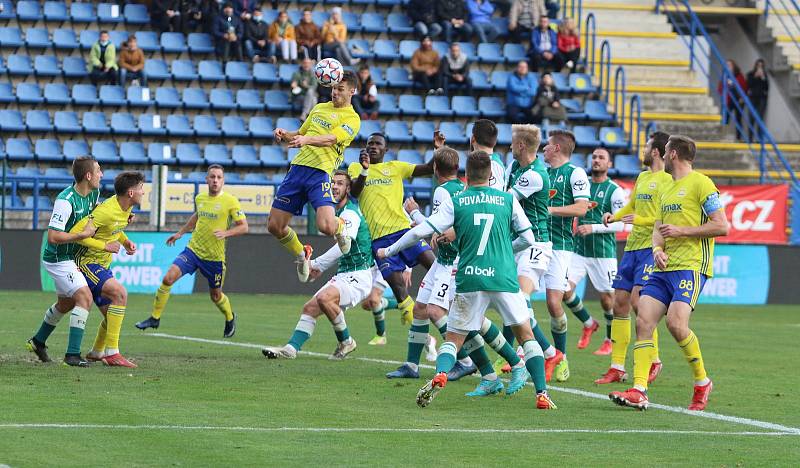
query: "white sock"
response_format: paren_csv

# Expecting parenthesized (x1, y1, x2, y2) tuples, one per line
(406, 362, 419, 372)
(634, 384, 647, 392)
(584, 317, 596, 328)
(105, 348, 119, 356)
(458, 357, 473, 366)
(543, 346, 556, 359)
(611, 363, 625, 371)
(483, 372, 498, 381)
(695, 377, 710, 386)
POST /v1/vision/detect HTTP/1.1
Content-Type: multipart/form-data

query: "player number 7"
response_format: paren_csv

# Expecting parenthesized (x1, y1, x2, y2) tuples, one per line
(473, 213, 494, 256)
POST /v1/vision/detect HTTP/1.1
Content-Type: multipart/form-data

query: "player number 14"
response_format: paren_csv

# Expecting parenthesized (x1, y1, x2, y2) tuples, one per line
(473, 213, 495, 256)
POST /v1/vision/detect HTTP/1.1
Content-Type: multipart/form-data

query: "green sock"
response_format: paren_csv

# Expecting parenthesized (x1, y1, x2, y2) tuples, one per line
(502, 325, 516, 349)
(34, 304, 64, 344)
(522, 339, 547, 393)
(288, 315, 315, 351)
(551, 315, 568, 354)
(65, 307, 89, 356)
(433, 316, 448, 338)
(406, 319, 429, 365)
(532, 319, 552, 350)
(481, 319, 520, 366)
(565, 294, 592, 325)
(332, 313, 350, 343)
(435, 341, 457, 373)
(387, 297, 398, 310)
(372, 308, 386, 336)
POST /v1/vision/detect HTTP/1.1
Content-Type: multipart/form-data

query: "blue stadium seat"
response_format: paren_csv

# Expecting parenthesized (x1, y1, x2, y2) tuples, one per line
(343, 148, 361, 167)
(25, 196, 54, 210)
(44, 2, 69, 22)
(198, 60, 225, 82)
(425, 95, 453, 117)
(111, 112, 138, 135)
(570, 73, 597, 94)
(16, 1, 43, 21)
(204, 144, 232, 167)
(385, 67, 411, 88)
(0, 27, 23, 48)
(249, 116, 274, 139)
(369, 66, 386, 87)
(0, 110, 25, 132)
(7, 54, 33, 76)
(358, 120, 382, 141)
(35, 139, 63, 163)
(26, 28, 51, 49)
(44, 83, 70, 105)
(311, 10, 329, 27)
(25, 110, 53, 133)
(560, 98, 585, 120)
(455, 42, 476, 62)
(17, 83, 44, 104)
(99, 85, 126, 106)
(99, 2, 125, 23)
(124, 3, 149, 25)
(361, 12, 385, 33)
(83, 111, 111, 134)
(260, 146, 287, 168)
(349, 39, 372, 60)
(574, 126, 602, 147)
(161, 32, 186, 53)
(72, 84, 98, 106)
(265, 90, 292, 112)
(253, 62, 278, 84)
(91, 140, 120, 164)
(53, 28, 78, 50)
(432, 41, 448, 58)
(278, 63, 298, 84)
(497, 124, 513, 146)
(0, 82, 12, 104)
(343, 11, 361, 32)
(176, 143, 204, 166)
(452, 96, 480, 118)
(477, 42, 503, 64)
(226, 61, 251, 82)
(0, 1, 13, 21)
(469, 70, 491, 91)
(385, 120, 412, 143)
(615, 155, 641, 177)
(399, 40, 419, 61)
(155, 87, 181, 109)
(12, 166, 39, 187)
(43, 167, 71, 189)
(493, 17, 510, 37)
(79, 30, 99, 50)
(144, 59, 171, 81)
(236, 89, 263, 111)
(552, 72, 570, 93)
(275, 117, 302, 132)
(600, 127, 628, 149)
(120, 142, 148, 164)
(183, 87, 209, 109)
(63, 140, 89, 161)
(34, 55, 60, 77)
(399, 94, 425, 116)
(478, 97, 505, 118)
(194, 115, 221, 137)
(503, 43, 527, 63)
(387, 13, 413, 34)
(62, 56, 88, 78)
(165, 114, 193, 137)
(148, 142, 174, 165)
(438, 122, 467, 145)
(411, 121, 435, 143)
(397, 150, 423, 165)
(243, 173, 270, 184)
(490, 70, 510, 91)
(584, 100, 613, 121)
(570, 153, 588, 170)
(139, 113, 168, 136)
(136, 31, 159, 52)
(209, 88, 236, 110)
(232, 145, 260, 167)
(187, 33, 214, 54)
(70, 2, 96, 22)
(109, 30, 129, 48)
(171, 59, 197, 81)
(374, 39, 400, 61)
(377, 94, 400, 115)
(222, 116, 249, 138)
(127, 86, 153, 107)
(186, 171, 207, 182)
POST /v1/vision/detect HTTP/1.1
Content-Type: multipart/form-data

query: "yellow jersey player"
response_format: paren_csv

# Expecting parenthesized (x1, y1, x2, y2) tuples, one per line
(596, 132, 672, 385)
(70, 171, 146, 368)
(135, 165, 249, 337)
(268, 70, 361, 283)
(610, 135, 728, 411)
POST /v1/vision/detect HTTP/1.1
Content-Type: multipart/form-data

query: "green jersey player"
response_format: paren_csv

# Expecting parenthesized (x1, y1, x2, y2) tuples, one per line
(378, 152, 557, 410)
(262, 171, 373, 361)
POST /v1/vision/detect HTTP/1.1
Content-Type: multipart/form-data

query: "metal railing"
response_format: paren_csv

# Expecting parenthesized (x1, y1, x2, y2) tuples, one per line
(562, 0, 584, 26)
(764, 0, 800, 66)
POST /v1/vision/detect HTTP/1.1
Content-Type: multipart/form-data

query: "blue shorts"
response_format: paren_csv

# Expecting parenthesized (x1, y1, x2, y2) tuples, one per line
(641, 270, 707, 310)
(272, 164, 335, 216)
(174, 247, 225, 289)
(372, 229, 432, 279)
(79, 263, 114, 307)
(612, 248, 653, 292)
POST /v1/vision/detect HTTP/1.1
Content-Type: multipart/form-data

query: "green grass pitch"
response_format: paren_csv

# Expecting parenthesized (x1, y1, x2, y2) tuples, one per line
(1, 290, 798, 466)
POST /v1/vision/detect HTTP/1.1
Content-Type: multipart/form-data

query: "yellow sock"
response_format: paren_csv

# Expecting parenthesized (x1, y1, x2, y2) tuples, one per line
(278, 228, 305, 257)
(652, 327, 661, 362)
(214, 293, 234, 321)
(92, 320, 107, 354)
(610, 316, 631, 368)
(152, 284, 172, 319)
(335, 217, 345, 235)
(105, 305, 126, 352)
(632, 340, 655, 390)
(678, 330, 707, 383)
(398, 296, 414, 325)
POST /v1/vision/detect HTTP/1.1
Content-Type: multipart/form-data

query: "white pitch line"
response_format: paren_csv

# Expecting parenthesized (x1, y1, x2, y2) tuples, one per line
(145, 333, 800, 435)
(0, 423, 797, 437)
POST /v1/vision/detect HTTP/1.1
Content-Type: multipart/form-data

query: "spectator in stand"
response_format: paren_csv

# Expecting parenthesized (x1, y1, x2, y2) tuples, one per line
(297, 9, 322, 61)
(437, 0, 474, 43)
(493, 0, 513, 16)
(151, 0, 181, 33)
(717, 59, 747, 141)
(468, 0, 499, 43)
(545, 0, 560, 19)
(746, 58, 769, 142)
(411, 36, 443, 95)
(291, 58, 319, 120)
(506, 60, 536, 123)
(180, 1, 205, 34)
(233, 0, 256, 22)
(530, 16, 559, 72)
(268, 10, 298, 63)
(322, 7, 358, 66)
(408, 0, 442, 39)
(509, 0, 546, 44)
(201, 0, 223, 35)
(353, 65, 381, 120)
(442, 43, 472, 96)
(244, 8, 270, 62)
(532, 73, 566, 123)
(214, 3, 244, 63)
(119, 35, 146, 87)
(88, 30, 118, 85)
(557, 17, 581, 73)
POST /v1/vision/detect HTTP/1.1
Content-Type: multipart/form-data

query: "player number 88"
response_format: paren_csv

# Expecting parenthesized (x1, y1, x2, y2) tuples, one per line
(678, 279, 693, 290)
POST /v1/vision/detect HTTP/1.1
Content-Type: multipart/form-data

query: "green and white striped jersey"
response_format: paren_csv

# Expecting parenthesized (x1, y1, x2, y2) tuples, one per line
(575, 179, 626, 259)
(430, 179, 465, 266)
(547, 162, 590, 251)
(42, 185, 101, 263)
(335, 199, 373, 273)
(489, 152, 506, 190)
(506, 157, 550, 242)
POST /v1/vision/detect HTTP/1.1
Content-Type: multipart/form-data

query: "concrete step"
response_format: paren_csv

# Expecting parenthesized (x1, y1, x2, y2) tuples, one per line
(587, 10, 669, 30)
(596, 37, 689, 60)
(638, 93, 717, 111)
(621, 66, 702, 84)
(693, 149, 756, 171)
(652, 120, 731, 140)
(766, 16, 800, 36)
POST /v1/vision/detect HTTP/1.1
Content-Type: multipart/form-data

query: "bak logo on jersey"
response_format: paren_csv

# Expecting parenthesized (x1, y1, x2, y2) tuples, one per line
(573, 179, 587, 191)
(463, 265, 495, 277)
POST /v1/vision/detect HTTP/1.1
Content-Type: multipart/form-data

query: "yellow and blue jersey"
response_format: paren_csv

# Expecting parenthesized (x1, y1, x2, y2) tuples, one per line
(71, 195, 132, 269)
(188, 192, 246, 262)
(348, 160, 415, 240)
(615, 170, 673, 252)
(291, 102, 361, 176)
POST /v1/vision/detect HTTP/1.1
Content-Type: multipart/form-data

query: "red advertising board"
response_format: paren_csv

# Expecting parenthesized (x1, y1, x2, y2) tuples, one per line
(612, 181, 788, 245)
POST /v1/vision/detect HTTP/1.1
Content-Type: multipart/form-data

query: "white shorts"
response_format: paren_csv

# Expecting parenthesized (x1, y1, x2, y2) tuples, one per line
(568, 255, 618, 293)
(545, 250, 572, 292)
(515, 241, 554, 291)
(317, 269, 373, 309)
(448, 290, 529, 333)
(370, 266, 389, 291)
(43, 260, 88, 298)
(417, 260, 456, 310)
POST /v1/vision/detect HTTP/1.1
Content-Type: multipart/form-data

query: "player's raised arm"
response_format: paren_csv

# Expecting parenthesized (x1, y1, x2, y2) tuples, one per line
(349, 148, 370, 198)
(379, 193, 455, 259)
(167, 213, 198, 246)
(410, 129, 444, 178)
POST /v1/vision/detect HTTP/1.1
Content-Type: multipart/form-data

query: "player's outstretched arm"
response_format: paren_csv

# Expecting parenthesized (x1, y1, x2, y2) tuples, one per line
(214, 219, 249, 240)
(69, 216, 117, 252)
(287, 133, 337, 149)
(549, 198, 590, 217)
(48, 218, 96, 245)
(379, 221, 438, 259)
(350, 150, 370, 198)
(167, 213, 198, 245)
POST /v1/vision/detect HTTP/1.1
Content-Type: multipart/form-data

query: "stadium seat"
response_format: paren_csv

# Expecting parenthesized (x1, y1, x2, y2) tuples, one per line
(165, 114, 193, 137)
(561, 98, 586, 120)
(72, 84, 98, 106)
(278, 63, 298, 84)
(44, 83, 71, 105)
(387, 13, 414, 34)
(176, 143, 204, 166)
(552, 73, 570, 93)
(615, 155, 641, 177)
(374, 40, 401, 61)
(584, 100, 613, 121)
(44, 2, 69, 22)
(12, 166, 39, 188)
(438, 122, 467, 145)
(497, 124, 512, 145)
(574, 126, 602, 147)
(385, 67, 412, 88)
(260, 145, 287, 168)
(70, 2, 96, 22)
(186, 171, 207, 182)
(385, 120, 412, 143)
(171, 59, 197, 81)
(63, 140, 89, 161)
(361, 12, 385, 33)
(26, 28, 51, 49)
(79, 30, 99, 50)
(0, 1, 13, 21)
(377, 94, 399, 115)
(53, 28, 78, 50)
(477, 43, 503, 64)
(187, 33, 214, 54)
(397, 150, 423, 165)
(490, 70, 511, 91)
(253, 63, 278, 84)
(225, 61, 251, 83)
(452, 96, 480, 118)
(412, 121, 435, 143)
(120, 142, 148, 164)
(275, 117, 302, 132)
(478, 97, 505, 118)
(35, 139, 63, 163)
(136, 31, 159, 52)
(155, 87, 181, 109)
(0, 110, 25, 132)
(99, 85, 126, 107)
(91, 140, 120, 164)
(83, 111, 111, 134)
(183, 88, 209, 109)
(425, 95, 453, 117)
(198, 60, 225, 82)
(265, 90, 292, 112)
(455, 42, 476, 62)
(222, 116, 249, 138)
(109, 31, 129, 48)
(502, 43, 527, 64)
(249, 116, 274, 139)
(0, 82, 12, 104)
(7, 54, 33, 76)
(243, 173, 270, 184)
(124, 3, 149, 25)
(369, 66, 386, 87)
(140, 113, 168, 136)
(570, 73, 597, 94)
(570, 153, 588, 169)
(161, 32, 186, 53)
(194, 115, 221, 138)
(204, 144, 232, 166)
(145, 59, 171, 81)
(469, 70, 491, 91)
(600, 127, 628, 149)
(111, 112, 138, 136)
(25, 196, 54, 210)
(127, 86, 153, 107)
(358, 120, 382, 141)
(17, 83, 44, 105)
(34, 55, 60, 77)
(342, 148, 360, 167)
(399, 40, 418, 61)
(16, 1, 42, 22)
(148, 142, 174, 165)
(62, 56, 88, 78)
(236, 89, 263, 111)
(25, 110, 53, 133)
(210, 88, 236, 110)
(432, 41, 448, 58)
(232, 145, 260, 167)
(399, 94, 425, 116)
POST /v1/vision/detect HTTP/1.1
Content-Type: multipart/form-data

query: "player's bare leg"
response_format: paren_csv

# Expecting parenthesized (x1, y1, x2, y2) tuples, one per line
(136, 264, 183, 331)
(268, 207, 314, 281)
(97, 279, 136, 368)
(210, 287, 236, 338)
(418, 331, 467, 408)
(592, 290, 615, 355)
(510, 320, 557, 409)
(512, 277, 562, 381)
(665, 301, 712, 410)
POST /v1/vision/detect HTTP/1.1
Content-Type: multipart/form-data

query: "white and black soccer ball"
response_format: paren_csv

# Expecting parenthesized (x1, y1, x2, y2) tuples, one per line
(314, 58, 344, 87)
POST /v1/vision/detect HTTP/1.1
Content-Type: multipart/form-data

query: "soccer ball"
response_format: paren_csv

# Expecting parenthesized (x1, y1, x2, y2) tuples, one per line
(314, 58, 343, 87)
